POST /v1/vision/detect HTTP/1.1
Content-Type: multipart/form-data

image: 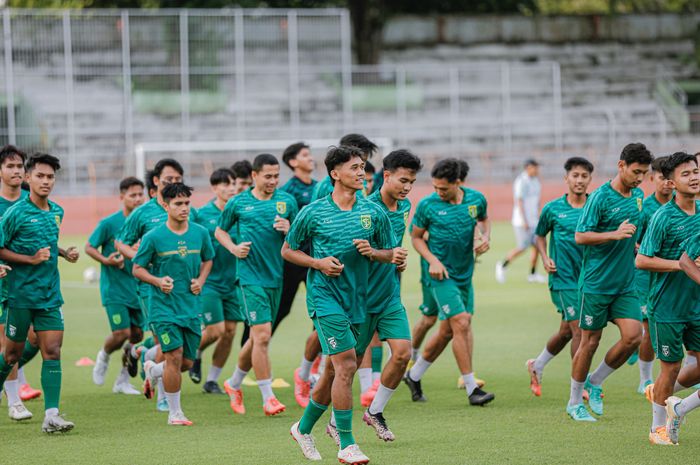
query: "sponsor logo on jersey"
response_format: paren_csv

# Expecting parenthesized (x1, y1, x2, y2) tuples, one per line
(468, 205, 478, 218)
(276, 202, 287, 215)
(558, 213, 567, 218)
(244, 206, 254, 211)
(30, 218, 38, 223)
(438, 211, 447, 216)
(360, 215, 372, 230)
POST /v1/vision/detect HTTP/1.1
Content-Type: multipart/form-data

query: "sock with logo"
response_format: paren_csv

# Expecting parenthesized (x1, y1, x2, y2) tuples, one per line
(41, 359, 62, 411)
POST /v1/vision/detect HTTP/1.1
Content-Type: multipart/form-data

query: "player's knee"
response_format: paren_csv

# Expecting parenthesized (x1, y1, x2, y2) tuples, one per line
(129, 327, 144, 344)
(623, 331, 643, 349)
(42, 344, 61, 360)
(181, 358, 193, 371)
(113, 328, 130, 342)
(253, 330, 271, 346)
(391, 346, 411, 367)
(3, 347, 20, 365)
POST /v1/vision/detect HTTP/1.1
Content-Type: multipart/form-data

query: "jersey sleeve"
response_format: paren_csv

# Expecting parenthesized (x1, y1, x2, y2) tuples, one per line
(132, 233, 155, 269)
(118, 210, 141, 245)
(88, 219, 109, 249)
(576, 191, 603, 233)
(477, 194, 488, 221)
(286, 206, 312, 251)
(373, 207, 394, 250)
(200, 228, 215, 262)
(218, 197, 239, 232)
(535, 203, 553, 237)
(683, 233, 700, 260)
(411, 199, 430, 230)
(0, 207, 19, 248)
(638, 211, 666, 258)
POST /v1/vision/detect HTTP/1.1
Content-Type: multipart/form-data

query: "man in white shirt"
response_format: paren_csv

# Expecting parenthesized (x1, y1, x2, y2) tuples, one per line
(496, 159, 546, 284)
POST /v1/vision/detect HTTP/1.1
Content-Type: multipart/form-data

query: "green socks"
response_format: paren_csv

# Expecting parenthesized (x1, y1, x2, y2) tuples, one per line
(0, 354, 14, 386)
(371, 346, 383, 373)
(41, 359, 62, 411)
(299, 398, 328, 434)
(334, 408, 355, 449)
(19, 341, 39, 368)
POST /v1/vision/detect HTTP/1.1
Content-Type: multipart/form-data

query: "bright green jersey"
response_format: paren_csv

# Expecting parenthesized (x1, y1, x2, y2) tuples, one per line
(132, 223, 215, 325)
(88, 210, 139, 308)
(535, 194, 586, 291)
(286, 195, 393, 323)
(366, 190, 410, 312)
(412, 187, 488, 285)
(0, 197, 64, 309)
(194, 200, 237, 297)
(218, 188, 299, 288)
(639, 200, 700, 322)
(281, 176, 317, 209)
(0, 190, 28, 303)
(576, 181, 644, 294)
(634, 194, 666, 297)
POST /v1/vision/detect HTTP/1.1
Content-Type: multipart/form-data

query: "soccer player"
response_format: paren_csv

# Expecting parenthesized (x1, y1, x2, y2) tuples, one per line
(191, 168, 245, 394)
(363, 160, 376, 195)
(311, 134, 377, 201)
(404, 158, 494, 406)
(136, 183, 214, 426)
(635, 152, 700, 445)
(0, 152, 79, 433)
(216, 154, 298, 416)
(231, 160, 254, 194)
(87, 177, 146, 395)
(496, 159, 545, 284)
(526, 157, 594, 397)
(285, 145, 397, 464)
(566, 142, 652, 422)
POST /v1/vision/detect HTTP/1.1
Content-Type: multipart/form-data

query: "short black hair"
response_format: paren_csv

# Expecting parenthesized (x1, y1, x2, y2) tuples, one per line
(325, 145, 364, 185)
(0, 145, 27, 167)
(282, 142, 309, 169)
(26, 152, 60, 172)
(231, 160, 253, 180)
(457, 159, 469, 181)
(144, 169, 157, 198)
(620, 143, 653, 165)
(431, 158, 461, 183)
(119, 176, 144, 193)
(210, 168, 235, 186)
(252, 153, 279, 172)
(339, 134, 377, 159)
(651, 155, 668, 173)
(564, 157, 594, 174)
(661, 152, 698, 179)
(364, 160, 376, 175)
(161, 182, 193, 204)
(153, 158, 184, 179)
(383, 149, 422, 173)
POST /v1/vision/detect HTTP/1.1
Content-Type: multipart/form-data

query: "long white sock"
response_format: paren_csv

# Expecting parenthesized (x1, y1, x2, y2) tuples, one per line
(651, 402, 666, 431)
(639, 360, 653, 383)
(411, 348, 419, 362)
(165, 390, 181, 415)
(207, 365, 223, 383)
(150, 361, 165, 380)
(677, 391, 700, 417)
(408, 357, 432, 381)
(257, 379, 274, 403)
(130, 344, 139, 359)
(299, 357, 313, 382)
(17, 368, 27, 386)
(589, 361, 615, 386)
(329, 410, 336, 427)
(358, 368, 372, 393)
(368, 384, 395, 414)
(98, 349, 109, 364)
(145, 346, 158, 362)
(228, 366, 248, 390)
(462, 373, 478, 396)
(372, 372, 381, 383)
(4, 379, 20, 405)
(45, 407, 59, 417)
(534, 347, 555, 374)
(568, 378, 585, 407)
(674, 381, 690, 393)
(116, 366, 129, 385)
(156, 379, 165, 403)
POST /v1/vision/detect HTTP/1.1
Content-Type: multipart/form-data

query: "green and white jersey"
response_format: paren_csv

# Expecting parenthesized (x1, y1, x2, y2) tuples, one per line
(535, 194, 586, 291)
(286, 195, 393, 323)
(411, 187, 488, 285)
(194, 200, 237, 297)
(218, 188, 299, 288)
(88, 210, 139, 308)
(281, 176, 317, 210)
(366, 190, 411, 312)
(133, 223, 215, 325)
(0, 197, 64, 309)
(639, 200, 700, 322)
(0, 190, 28, 303)
(634, 194, 666, 298)
(576, 181, 644, 294)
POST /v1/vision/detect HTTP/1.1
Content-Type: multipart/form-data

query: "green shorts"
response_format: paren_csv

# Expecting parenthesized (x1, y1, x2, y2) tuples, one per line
(431, 280, 474, 321)
(636, 290, 650, 320)
(313, 313, 360, 356)
(650, 320, 700, 362)
(150, 320, 201, 361)
(579, 291, 641, 331)
(240, 285, 281, 326)
(138, 294, 150, 320)
(105, 304, 146, 332)
(0, 301, 5, 325)
(5, 307, 64, 342)
(419, 283, 438, 317)
(550, 290, 581, 322)
(356, 300, 411, 356)
(201, 292, 245, 326)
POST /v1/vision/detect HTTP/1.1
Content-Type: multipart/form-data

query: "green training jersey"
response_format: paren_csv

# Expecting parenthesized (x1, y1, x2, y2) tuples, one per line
(634, 194, 666, 298)
(88, 210, 139, 308)
(535, 194, 586, 291)
(133, 223, 215, 325)
(218, 188, 299, 288)
(576, 181, 644, 294)
(0, 197, 64, 309)
(411, 187, 488, 285)
(0, 190, 28, 303)
(286, 195, 393, 323)
(281, 176, 317, 209)
(194, 200, 237, 297)
(639, 200, 700, 322)
(366, 190, 410, 312)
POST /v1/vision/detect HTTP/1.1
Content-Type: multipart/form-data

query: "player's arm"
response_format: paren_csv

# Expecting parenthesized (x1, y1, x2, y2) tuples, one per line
(214, 227, 250, 259)
(58, 246, 79, 263)
(190, 259, 213, 295)
(635, 253, 680, 272)
(679, 252, 700, 285)
(281, 242, 343, 277)
(85, 242, 122, 267)
(0, 247, 50, 265)
(352, 240, 397, 264)
(132, 264, 173, 294)
(115, 240, 138, 260)
(575, 219, 635, 245)
(411, 225, 448, 280)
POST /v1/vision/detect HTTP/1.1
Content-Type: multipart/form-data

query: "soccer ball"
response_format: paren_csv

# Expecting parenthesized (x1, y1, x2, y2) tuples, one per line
(83, 266, 99, 284)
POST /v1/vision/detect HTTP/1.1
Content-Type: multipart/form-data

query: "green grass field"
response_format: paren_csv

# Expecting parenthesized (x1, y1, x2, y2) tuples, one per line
(2, 223, 698, 464)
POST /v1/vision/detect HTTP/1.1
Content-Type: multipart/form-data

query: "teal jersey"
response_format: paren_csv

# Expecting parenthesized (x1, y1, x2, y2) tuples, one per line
(0, 190, 29, 303)
(194, 200, 237, 297)
(133, 223, 215, 325)
(88, 210, 139, 308)
(218, 188, 299, 288)
(366, 190, 411, 311)
(411, 187, 488, 285)
(281, 176, 317, 209)
(0, 197, 64, 309)
(286, 195, 393, 323)
(535, 195, 586, 291)
(639, 200, 700, 322)
(634, 194, 666, 297)
(576, 181, 644, 294)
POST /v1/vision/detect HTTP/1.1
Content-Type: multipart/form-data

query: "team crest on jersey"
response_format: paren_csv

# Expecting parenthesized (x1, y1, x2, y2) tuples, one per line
(360, 215, 372, 230)
(662, 345, 670, 357)
(637, 198, 642, 211)
(55, 215, 61, 227)
(161, 333, 170, 345)
(112, 314, 122, 326)
(403, 211, 409, 225)
(276, 202, 287, 215)
(178, 246, 188, 257)
(328, 337, 337, 349)
(468, 205, 478, 219)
